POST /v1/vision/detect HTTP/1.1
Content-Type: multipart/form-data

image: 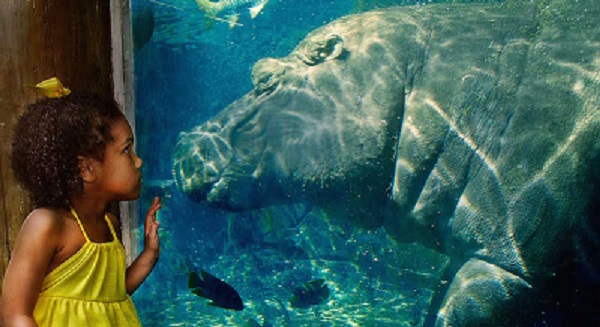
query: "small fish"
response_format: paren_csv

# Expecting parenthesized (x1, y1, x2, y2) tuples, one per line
(195, 0, 268, 28)
(27, 77, 71, 98)
(246, 319, 262, 327)
(289, 278, 330, 309)
(188, 268, 244, 311)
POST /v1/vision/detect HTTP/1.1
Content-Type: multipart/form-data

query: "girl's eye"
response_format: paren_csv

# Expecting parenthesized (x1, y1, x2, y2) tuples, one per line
(124, 146, 131, 154)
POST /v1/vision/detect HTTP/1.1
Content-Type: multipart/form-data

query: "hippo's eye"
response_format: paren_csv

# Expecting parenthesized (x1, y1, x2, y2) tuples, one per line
(254, 73, 278, 96)
(298, 34, 345, 66)
(251, 58, 287, 97)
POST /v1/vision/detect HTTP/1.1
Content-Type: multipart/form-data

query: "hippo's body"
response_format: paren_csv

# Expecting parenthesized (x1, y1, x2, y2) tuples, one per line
(174, 2, 600, 326)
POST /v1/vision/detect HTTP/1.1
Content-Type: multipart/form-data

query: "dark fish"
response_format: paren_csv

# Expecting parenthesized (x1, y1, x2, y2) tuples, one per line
(188, 269, 244, 311)
(246, 319, 262, 327)
(289, 278, 330, 309)
(132, 4, 154, 51)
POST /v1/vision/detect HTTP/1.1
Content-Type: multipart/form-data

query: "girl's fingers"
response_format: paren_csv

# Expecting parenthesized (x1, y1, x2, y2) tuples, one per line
(144, 197, 161, 232)
(152, 197, 161, 209)
(146, 221, 160, 237)
(147, 197, 161, 219)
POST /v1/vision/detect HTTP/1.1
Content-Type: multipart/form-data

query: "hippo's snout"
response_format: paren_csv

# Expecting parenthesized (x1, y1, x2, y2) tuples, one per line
(172, 130, 232, 203)
(173, 150, 216, 202)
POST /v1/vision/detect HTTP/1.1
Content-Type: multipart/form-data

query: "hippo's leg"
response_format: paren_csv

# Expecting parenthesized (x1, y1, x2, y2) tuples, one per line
(434, 259, 532, 327)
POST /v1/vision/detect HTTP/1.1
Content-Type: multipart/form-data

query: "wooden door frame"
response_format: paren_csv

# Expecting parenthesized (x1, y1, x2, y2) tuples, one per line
(111, 0, 139, 264)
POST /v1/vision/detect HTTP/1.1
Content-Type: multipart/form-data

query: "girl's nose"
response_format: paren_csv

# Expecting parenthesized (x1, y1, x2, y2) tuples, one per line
(135, 154, 143, 168)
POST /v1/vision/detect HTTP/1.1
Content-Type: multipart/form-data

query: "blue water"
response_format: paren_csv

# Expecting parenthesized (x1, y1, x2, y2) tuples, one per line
(128, 0, 594, 326)
(131, 1, 451, 325)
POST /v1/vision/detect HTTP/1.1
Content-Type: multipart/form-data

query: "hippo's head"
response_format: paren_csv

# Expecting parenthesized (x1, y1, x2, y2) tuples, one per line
(173, 12, 413, 227)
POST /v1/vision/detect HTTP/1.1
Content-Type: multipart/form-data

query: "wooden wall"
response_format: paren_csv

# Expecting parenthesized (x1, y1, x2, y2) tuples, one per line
(0, 0, 114, 289)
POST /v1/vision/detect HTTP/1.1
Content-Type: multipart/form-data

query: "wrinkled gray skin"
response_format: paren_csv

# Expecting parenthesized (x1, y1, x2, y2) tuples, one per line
(174, 2, 600, 326)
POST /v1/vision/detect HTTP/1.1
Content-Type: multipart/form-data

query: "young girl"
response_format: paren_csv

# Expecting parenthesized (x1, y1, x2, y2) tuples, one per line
(1, 91, 161, 326)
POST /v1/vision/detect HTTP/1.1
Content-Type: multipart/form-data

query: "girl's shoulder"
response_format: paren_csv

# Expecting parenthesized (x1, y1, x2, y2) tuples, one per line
(16, 208, 73, 261)
(22, 207, 70, 238)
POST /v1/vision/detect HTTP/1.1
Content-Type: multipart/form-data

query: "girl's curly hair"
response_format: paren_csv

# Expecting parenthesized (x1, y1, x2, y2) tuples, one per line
(11, 92, 125, 209)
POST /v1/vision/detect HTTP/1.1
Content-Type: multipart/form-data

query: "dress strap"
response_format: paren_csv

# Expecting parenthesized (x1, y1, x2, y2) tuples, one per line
(104, 214, 119, 241)
(70, 207, 91, 243)
(70, 207, 117, 243)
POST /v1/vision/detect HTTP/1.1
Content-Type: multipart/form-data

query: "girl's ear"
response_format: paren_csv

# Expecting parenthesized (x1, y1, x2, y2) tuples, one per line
(77, 156, 97, 183)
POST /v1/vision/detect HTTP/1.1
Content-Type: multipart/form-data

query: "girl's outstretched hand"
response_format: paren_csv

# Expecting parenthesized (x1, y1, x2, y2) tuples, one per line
(144, 197, 161, 255)
(126, 196, 162, 294)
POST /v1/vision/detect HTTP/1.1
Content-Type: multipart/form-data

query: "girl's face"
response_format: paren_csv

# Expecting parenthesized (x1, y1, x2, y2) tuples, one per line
(96, 116, 143, 201)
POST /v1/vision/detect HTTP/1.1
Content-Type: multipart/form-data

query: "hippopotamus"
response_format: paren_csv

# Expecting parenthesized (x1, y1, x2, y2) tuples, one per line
(173, 2, 600, 326)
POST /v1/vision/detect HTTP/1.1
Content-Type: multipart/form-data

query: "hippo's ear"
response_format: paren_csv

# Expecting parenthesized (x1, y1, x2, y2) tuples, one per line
(298, 34, 345, 66)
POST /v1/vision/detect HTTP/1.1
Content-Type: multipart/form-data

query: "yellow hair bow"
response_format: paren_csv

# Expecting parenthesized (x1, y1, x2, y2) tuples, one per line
(29, 77, 71, 98)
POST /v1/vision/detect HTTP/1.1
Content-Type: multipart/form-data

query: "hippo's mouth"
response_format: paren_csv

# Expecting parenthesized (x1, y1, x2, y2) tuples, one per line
(172, 129, 265, 211)
(173, 153, 220, 203)
(173, 159, 263, 211)
(172, 128, 236, 206)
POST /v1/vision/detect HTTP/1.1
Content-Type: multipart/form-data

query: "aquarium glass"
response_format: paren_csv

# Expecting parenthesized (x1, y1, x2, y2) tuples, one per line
(128, 0, 599, 326)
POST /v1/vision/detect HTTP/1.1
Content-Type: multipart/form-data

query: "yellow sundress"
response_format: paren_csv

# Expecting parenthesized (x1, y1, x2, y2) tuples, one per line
(33, 208, 142, 326)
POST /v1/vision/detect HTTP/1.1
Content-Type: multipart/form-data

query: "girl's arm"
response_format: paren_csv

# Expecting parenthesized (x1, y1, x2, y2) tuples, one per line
(125, 197, 161, 295)
(0, 209, 60, 327)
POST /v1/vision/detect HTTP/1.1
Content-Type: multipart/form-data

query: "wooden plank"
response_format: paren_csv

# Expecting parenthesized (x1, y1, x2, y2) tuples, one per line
(111, 0, 139, 265)
(0, 0, 113, 289)
(0, 0, 33, 291)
